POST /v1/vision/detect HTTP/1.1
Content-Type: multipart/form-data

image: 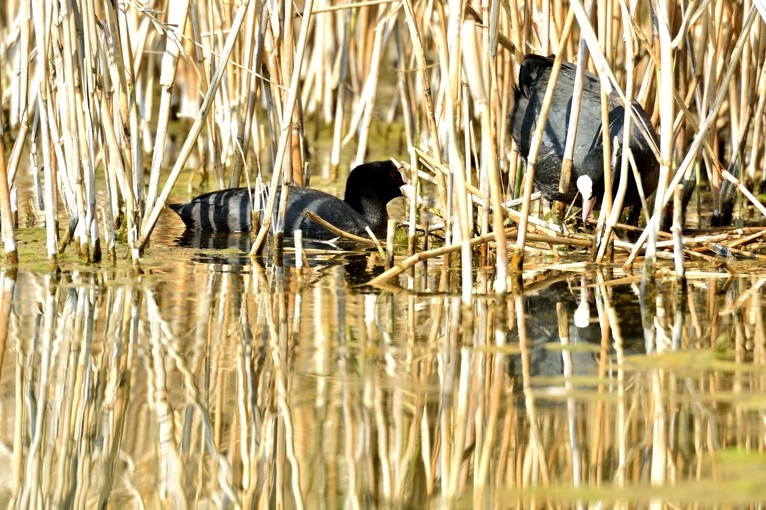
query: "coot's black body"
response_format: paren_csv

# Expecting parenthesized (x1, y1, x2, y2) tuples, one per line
(169, 160, 406, 239)
(509, 54, 660, 218)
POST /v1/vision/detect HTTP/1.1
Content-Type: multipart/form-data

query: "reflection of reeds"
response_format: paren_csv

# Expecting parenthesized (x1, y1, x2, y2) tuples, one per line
(5, 262, 766, 504)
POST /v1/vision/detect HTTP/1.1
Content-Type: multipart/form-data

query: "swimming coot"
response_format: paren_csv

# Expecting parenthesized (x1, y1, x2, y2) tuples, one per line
(168, 160, 406, 239)
(509, 54, 660, 222)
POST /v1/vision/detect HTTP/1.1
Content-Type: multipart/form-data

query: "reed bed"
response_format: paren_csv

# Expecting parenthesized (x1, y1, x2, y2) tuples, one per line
(1, 1, 766, 283)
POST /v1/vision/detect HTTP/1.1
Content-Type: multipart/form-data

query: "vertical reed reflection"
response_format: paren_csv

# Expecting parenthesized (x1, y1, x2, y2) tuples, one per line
(3, 266, 766, 506)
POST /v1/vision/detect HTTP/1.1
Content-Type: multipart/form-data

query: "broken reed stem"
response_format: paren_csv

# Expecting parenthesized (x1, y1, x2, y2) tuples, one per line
(672, 184, 685, 278)
(367, 227, 592, 287)
(294, 230, 303, 270)
(558, 1, 594, 214)
(303, 211, 376, 246)
(407, 148, 419, 255)
(386, 219, 395, 269)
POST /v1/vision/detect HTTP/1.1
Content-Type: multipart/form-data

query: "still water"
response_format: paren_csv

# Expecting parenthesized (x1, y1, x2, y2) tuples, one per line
(1, 213, 766, 509)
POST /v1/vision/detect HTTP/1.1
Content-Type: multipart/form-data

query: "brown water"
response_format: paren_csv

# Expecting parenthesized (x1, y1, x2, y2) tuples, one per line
(1, 210, 765, 509)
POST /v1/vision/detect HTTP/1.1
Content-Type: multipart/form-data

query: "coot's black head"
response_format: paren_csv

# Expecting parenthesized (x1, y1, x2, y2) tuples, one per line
(344, 160, 406, 231)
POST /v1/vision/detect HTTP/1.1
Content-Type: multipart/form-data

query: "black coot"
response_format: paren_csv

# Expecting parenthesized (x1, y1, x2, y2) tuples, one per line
(509, 54, 660, 222)
(169, 160, 406, 239)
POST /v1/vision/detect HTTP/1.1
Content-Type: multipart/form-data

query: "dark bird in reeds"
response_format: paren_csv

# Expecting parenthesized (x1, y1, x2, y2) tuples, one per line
(509, 54, 660, 223)
(168, 160, 406, 239)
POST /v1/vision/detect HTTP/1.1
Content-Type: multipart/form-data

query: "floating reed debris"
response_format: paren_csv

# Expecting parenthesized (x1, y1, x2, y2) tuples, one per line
(0, 1, 765, 283)
(303, 210, 376, 246)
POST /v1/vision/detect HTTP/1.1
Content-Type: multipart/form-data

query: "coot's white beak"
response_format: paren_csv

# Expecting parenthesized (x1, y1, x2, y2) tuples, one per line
(400, 184, 422, 204)
(577, 175, 595, 222)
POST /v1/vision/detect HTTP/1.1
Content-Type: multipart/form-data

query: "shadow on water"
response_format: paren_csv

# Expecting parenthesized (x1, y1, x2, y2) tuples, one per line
(3, 243, 766, 507)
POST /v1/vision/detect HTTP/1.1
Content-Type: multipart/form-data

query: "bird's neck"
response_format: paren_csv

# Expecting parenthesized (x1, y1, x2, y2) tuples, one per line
(344, 196, 387, 231)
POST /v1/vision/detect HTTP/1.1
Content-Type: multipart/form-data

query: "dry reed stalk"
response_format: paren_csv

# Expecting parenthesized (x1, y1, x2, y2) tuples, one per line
(79, 0, 102, 261)
(625, 5, 759, 267)
(0, 78, 17, 263)
(99, 1, 143, 263)
(302, 210, 376, 245)
(5, 117, 30, 192)
(227, 0, 261, 188)
(642, 0, 675, 273)
(58, 0, 99, 261)
(366, 226, 592, 287)
(139, 0, 254, 251)
(385, 218, 395, 268)
(461, 19, 508, 294)
(723, 226, 766, 248)
(0, 2, 31, 196)
(556, 1, 593, 222)
(750, 45, 766, 188)
(271, 3, 301, 249)
(97, 92, 137, 235)
(592, 0, 614, 248)
(145, 1, 191, 211)
(401, 0, 445, 201)
(395, 21, 416, 153)
(329, 7, 351, 174)
(249, 0, 316, 256)
(348, 8, 395, 166)
(436, 2, 472, 307)
(672, 184, 685, 278)
(282, 0, 298, 184)
(510, 10, 576, 273)
(32, 2, 58, 264)
(112, 2, 145, 211)
(188, 2, 225, 189)
(595, 2, 639, 263)
(100, 205, 116, 262)
(9, 0, 30, 132)
(407, 149, 419, 254)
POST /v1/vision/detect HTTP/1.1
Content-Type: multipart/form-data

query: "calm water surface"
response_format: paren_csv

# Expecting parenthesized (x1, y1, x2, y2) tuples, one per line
(1, 212, 766, 509)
